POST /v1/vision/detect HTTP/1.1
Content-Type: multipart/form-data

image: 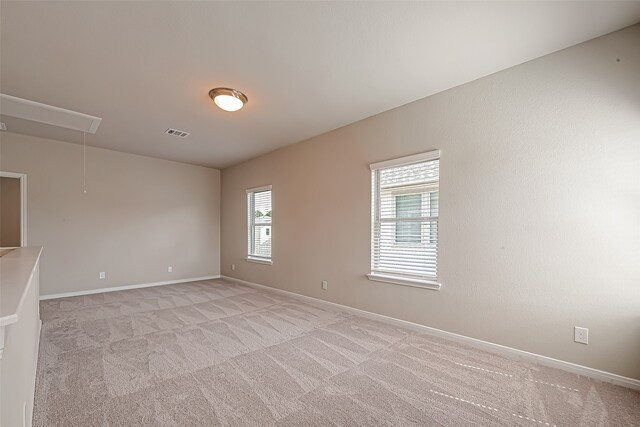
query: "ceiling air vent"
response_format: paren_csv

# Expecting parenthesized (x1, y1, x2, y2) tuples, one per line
(0, 122, 6, 131)
(165, 128, 190, 138)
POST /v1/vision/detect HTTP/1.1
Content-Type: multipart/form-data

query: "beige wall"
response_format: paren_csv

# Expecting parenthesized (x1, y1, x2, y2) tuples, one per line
(0, 133, 220, 296)
(0, 177, 22, 247)
(221, 25, 640, 379)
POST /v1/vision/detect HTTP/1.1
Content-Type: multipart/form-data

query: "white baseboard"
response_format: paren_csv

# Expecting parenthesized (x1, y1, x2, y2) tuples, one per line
(39, 275, 221, 300)
(221, 275, 640, 391)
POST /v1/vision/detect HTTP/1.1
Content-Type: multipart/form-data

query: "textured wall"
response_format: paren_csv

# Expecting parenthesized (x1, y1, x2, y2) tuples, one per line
(221, 26, 640, 379)
(0, 133, 220, 296)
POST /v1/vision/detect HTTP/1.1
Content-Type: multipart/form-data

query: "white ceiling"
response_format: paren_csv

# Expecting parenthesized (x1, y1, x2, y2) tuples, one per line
(2, 1, 639, 169)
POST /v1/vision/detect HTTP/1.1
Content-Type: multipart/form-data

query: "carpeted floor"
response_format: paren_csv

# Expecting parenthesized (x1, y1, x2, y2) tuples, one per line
(34, 278, 640, 426)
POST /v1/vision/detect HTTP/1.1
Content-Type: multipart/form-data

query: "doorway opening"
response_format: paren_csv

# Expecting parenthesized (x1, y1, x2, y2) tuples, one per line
(0, 171, 27, 247)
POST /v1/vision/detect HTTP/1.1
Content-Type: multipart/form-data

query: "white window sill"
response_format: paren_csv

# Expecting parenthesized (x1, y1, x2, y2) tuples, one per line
(246, 257, 273, 265)
(366, 273, 441, 290)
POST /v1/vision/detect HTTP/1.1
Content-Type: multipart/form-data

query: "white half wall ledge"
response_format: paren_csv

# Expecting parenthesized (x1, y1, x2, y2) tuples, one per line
(220, 275, 640, 391)
(0, 93, 102, 133)
(39, 275, 221, 300)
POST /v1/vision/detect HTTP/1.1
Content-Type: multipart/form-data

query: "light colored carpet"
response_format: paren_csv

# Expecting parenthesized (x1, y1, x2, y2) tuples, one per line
(34, 278, 640, 426)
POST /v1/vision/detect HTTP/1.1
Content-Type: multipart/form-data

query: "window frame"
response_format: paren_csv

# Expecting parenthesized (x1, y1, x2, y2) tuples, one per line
(246, 185, 273, 265)
(368, 150, 441, 290)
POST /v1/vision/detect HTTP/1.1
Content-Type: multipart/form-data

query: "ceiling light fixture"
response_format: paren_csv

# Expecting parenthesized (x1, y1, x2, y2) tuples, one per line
(209, 87, 248, 112)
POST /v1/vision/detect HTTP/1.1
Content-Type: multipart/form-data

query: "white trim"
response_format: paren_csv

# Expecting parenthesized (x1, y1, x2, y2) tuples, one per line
(367, 273, 441, 290)
(0, 314, 18, 328)
(221, 275, 640, 391)
(0, 93, 102, 134)
(0, 171, 27, 246)
(246, 257, 273, 265)
(370, 149, 440, 171)
(245, 184, 272, 194)
(39, 275, 220, 300)
(0, 171, 26, 179)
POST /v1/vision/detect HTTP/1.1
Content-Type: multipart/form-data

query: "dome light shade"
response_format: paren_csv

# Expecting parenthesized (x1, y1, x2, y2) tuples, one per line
(209, 88, 248, 112)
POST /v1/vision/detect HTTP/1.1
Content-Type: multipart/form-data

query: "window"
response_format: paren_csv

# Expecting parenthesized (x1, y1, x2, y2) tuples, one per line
(368, 150, 440, 289)
(395, 194, 422, 243)
(247, 185, 272, 264)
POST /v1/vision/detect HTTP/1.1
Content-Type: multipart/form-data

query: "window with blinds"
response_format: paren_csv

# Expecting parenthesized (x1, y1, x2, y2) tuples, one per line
(370, 150, 440, 288)
(247, 186, 272, 262)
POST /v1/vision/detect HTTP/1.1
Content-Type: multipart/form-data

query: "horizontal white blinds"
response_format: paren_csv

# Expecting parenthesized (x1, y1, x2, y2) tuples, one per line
(372, 157, 439, 279)
(248, 189, 272, 259)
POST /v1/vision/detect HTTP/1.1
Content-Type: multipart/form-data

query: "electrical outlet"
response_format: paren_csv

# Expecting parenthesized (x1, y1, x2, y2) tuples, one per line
(574, 326, 589, 344)
(99, 272, 106, 279)
(168, 266, 173, 273)
(321, 280, 328, 290)
(231, 264, 236, 271)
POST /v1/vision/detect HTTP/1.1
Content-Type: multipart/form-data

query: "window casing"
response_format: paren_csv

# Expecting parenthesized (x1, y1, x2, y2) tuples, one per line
(247, 186, 272, 263)
(369, 151, 440, 289)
